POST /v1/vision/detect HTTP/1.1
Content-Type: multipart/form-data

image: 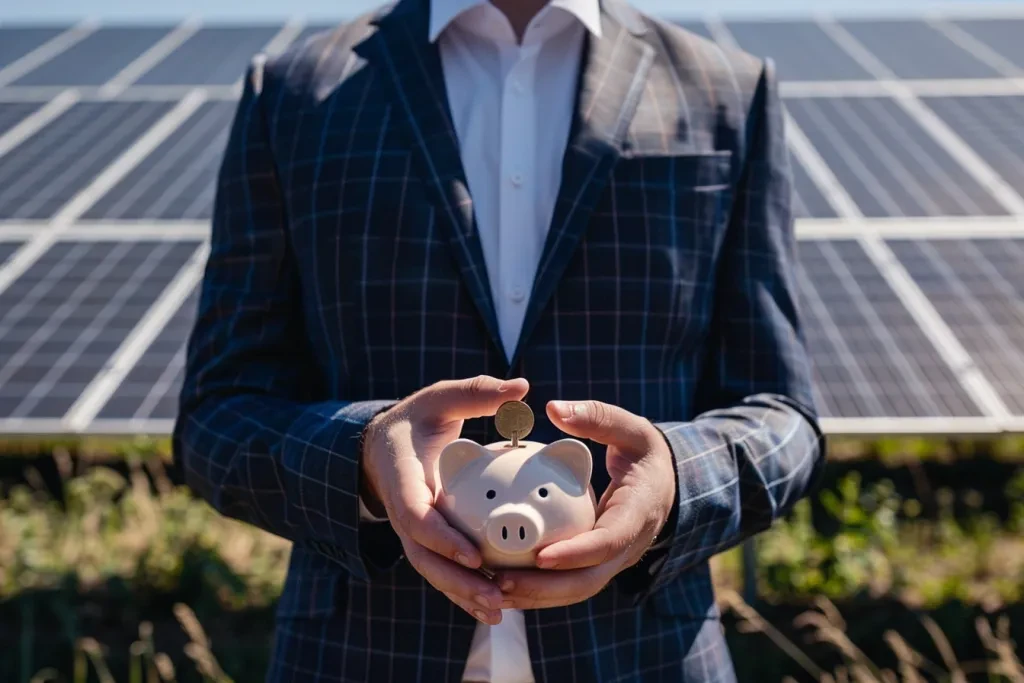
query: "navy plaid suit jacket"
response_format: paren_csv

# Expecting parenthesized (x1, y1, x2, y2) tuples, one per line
(174, 1, 826, 680)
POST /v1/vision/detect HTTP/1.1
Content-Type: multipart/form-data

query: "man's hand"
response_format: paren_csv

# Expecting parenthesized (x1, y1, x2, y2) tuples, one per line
(361, 375, 529, 625)
(495, 400, 676, 610)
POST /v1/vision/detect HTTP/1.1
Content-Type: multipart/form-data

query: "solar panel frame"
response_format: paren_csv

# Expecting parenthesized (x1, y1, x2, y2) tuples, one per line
(96, 287, 198, 422)
(923, 96, 1024, 201)
(724, 21, 875, 81)
(133, 25, 282, 85)
(839, 20, 1001, 79)
(85, 100, 235, 221)
(0, 27, 66, 71)
(950, 19, 1024, 70)
(797, 239, 982, 419)
(888, 238, 1024, 416)
(0, 100, 173, 220)
(0, 102, 41, 137)
(10, 27, 176, 87)
(0, 239, 202, 420)
(785, 96, 1009, 218)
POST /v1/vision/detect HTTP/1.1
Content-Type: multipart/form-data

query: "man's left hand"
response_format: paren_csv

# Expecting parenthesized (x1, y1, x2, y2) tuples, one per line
(495, 400, 677, 610)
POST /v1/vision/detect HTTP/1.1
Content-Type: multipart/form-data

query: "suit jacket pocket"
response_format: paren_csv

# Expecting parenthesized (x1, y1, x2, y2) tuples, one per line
(613, 149, 733, 192)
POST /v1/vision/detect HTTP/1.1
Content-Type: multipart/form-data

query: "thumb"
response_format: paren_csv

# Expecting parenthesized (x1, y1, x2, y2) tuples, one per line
(547, 400, 651, 453)
(421, 375, 529, 421)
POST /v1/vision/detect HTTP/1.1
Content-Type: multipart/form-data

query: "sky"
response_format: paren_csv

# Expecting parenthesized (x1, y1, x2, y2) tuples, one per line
(3, 0, 1024, 22)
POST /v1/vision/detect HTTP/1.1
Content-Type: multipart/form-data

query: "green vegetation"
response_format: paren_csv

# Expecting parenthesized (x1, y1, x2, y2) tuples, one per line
(0, 444, 1021, 681)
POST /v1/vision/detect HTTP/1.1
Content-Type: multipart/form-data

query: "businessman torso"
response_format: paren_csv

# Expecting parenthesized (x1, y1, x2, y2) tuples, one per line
(188, 0, 812, 680)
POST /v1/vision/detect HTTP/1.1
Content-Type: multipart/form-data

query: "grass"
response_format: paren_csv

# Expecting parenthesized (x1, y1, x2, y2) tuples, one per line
(1, 449, 1022, 681)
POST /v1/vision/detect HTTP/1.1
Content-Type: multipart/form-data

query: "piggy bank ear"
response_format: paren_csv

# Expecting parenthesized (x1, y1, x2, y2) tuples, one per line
(438, 439, 489, 492)
(541, 439, 592, 492)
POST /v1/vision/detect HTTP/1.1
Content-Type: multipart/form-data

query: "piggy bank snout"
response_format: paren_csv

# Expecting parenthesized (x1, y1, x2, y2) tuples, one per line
(485, 505, 545, 555)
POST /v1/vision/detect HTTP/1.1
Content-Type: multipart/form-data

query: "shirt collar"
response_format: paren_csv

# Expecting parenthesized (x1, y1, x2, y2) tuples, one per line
(428, 0, 602, 43)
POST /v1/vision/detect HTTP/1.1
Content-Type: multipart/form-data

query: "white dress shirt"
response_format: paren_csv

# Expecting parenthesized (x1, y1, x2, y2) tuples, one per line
(361, 1, 601, 681)
(437, 4, 600, 679)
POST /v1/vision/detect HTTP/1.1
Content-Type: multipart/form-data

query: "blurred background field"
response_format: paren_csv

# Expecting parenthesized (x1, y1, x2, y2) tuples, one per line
(2, 0, 1024, 681)
(1, 438, 1021, 682)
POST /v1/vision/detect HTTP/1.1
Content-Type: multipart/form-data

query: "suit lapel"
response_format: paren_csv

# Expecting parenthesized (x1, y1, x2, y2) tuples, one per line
(359, 0, 505, 363)
(509, 0, 655, 368)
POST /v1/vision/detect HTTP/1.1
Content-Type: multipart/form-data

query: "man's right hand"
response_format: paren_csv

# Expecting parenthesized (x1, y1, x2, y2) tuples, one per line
(361, 375, 529, 626)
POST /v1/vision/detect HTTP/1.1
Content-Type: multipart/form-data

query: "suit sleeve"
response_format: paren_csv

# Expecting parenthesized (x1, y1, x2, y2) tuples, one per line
(173, 59, 399, 582)
(645, 60, 826, 593)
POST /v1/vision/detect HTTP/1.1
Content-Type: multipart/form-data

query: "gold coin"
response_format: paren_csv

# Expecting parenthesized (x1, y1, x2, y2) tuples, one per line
(494, 400, 534, 443)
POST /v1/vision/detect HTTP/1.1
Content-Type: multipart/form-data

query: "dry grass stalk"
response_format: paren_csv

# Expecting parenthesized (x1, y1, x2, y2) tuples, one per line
(976, 615, 1024, 682)
(920, 615, 966, 683)
(28, 668, 60, 683)
(175, 603, 231, 682)
(153, 653, 177, 682)
(883, 630, 939, 683)
(792, 601, 886, 682)
(77, 637, 116, 683)
(719, 590, 828, 680)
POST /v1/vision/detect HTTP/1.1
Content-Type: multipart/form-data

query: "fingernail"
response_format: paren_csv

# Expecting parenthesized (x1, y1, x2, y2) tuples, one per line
(500, 579, 514, 592)
(497, 381, 509, 392)
(474, 594, 492, 609)
(456, 553, 472, 568)
(536, 558, 556, 569)
(473, 609, 490, 623)
(549, 401, 571, 419)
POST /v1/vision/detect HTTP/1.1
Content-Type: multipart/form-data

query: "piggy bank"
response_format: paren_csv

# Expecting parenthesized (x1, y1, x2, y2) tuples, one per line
(436, 438, 597, 568)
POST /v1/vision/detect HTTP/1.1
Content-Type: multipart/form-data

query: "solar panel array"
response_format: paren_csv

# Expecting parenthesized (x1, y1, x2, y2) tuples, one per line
(1, 14, 1023, 437)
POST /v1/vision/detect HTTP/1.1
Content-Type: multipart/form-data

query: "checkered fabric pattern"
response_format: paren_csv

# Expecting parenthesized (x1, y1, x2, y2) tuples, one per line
(173, 0, 826, 680)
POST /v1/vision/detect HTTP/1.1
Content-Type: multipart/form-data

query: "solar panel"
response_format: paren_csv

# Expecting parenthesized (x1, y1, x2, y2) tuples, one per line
(0, 240, 201, 420)
(0, 16, 1022, 435)
(0, 242, 24, 267)
(134, 26, 281, 85)
(839, 20, 1000, 79)
(923, 96, 1024, 199)
(10, 27, 175, 86)
(950, 20, 1024, 70)
(0, 102, 41, 137)
(0, 101, 172, 220)
(725, 21, 873, 81)
(0, 27, 65, 70)
(85, 101, 235, 220)
(888, 238, 1024, 415)
(785, 97, 1008, 218)
(790, 155, 837, 219)
(96, 288, 198, 422)
(797, 240, 981, 419)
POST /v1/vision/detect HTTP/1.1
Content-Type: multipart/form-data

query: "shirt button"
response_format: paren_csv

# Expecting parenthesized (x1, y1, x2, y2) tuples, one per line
(509, 287, 527, 303)
(510, 173, 524, 187)
(512, 79, 525, 93)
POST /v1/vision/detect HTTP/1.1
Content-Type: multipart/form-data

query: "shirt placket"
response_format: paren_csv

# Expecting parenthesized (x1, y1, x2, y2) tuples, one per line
(496, 41, 540, 360)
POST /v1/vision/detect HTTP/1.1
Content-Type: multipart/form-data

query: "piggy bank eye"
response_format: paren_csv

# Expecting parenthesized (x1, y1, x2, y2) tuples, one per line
(486, 490, 496, 500)
(538, 487, 549, 498)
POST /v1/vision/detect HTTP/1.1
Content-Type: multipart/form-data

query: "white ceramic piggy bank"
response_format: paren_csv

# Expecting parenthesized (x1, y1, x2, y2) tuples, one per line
(436, 438, 597, 568)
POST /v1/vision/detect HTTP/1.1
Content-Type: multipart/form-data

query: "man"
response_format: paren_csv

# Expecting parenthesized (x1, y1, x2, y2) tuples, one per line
(174, 0, 826, 680)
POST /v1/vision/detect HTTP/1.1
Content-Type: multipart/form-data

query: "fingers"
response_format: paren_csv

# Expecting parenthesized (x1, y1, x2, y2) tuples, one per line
(389, 457, 482, 568)
(547, 400, 653, 453)
(445, 592, 502, 626)
(495, 565, 613, 610)
(422, 375, 529, 421)
(535, 501, 642, 570)
(401, 539, 503, 625)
